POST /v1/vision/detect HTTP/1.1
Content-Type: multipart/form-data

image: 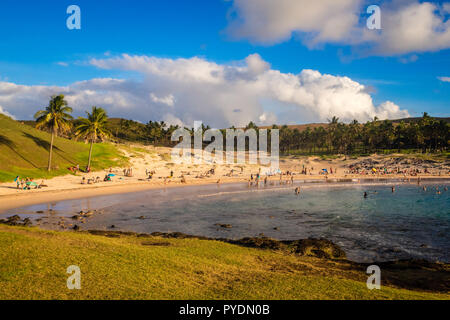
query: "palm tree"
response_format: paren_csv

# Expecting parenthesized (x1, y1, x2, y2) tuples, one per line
(75, 107, 110, 170)
(34, 95, 73, 171)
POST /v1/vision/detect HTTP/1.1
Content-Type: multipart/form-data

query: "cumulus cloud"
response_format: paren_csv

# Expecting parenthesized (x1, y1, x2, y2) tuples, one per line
(438, 76, 450, 82)
(226, 0, 362, 46)
(0, 54, 408, 126)
(367, 1, 450, 55)
(226, 0, 450, 56)
(0, 105, 15, 119)
(150, 93, 176, 107)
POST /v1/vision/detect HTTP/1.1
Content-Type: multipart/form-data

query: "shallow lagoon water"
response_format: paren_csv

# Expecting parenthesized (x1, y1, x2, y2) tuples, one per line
(2, 181, 449, 263)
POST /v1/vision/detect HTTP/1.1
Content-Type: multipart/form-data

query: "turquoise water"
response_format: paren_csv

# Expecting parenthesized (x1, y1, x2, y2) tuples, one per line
(2, 181, 449, 263)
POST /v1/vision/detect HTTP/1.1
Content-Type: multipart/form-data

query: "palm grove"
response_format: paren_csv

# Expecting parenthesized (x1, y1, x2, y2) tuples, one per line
(35, 95, 110, 171)
(34, 95, 449, 171)
(110, 116, 449, 155)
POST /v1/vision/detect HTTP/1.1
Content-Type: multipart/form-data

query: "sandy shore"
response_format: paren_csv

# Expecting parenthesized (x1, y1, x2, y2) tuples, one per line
(1, 146, 449, 211)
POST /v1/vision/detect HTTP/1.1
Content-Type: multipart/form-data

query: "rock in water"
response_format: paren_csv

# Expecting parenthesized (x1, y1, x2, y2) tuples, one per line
(214, 223, 232, 229)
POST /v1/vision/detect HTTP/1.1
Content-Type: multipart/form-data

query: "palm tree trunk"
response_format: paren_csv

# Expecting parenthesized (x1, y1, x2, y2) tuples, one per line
(48, 131, 55, 171)
(88, 139, 94, 170)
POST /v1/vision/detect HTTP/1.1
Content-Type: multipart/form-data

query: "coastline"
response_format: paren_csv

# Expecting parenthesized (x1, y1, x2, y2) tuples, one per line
(1, 174, 449, 212)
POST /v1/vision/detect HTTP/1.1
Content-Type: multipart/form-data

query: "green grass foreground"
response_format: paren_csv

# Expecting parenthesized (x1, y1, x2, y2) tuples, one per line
(0, 114, 128, 182)
(0, 225, 448, 300)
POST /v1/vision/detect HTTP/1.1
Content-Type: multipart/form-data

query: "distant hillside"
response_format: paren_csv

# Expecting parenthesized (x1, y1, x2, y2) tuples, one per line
(392, 117, 450, 124)
(261, 117, 450, 131)
(0, 115, 127, 182)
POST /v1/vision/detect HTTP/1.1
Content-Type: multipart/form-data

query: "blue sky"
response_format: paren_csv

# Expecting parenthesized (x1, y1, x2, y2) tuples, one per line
(0, 0, 449, 125)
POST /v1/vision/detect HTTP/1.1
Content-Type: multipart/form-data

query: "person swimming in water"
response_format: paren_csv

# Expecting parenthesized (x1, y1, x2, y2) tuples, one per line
(295, 187, 301, 195)
(364, 192, 368, 198)
(391, 186, 396, 193)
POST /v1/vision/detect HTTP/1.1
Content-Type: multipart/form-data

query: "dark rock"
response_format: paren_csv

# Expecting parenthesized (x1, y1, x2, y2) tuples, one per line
(287, 238, 346, 259)
(230, 237, 284, 250)
(214, 223, 232, 229)
(7, 215, 21, 223)
(73, 225, 80, 231)
(22, 218, 32, 227)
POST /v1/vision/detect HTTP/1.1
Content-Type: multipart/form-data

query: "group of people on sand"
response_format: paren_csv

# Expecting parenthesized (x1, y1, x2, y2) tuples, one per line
(123, 168, 133, 177)
(347, 165, 447, 177)
(15, 176, 47, 190)
(81, 176, 101, 184)
(68, 164, 92, 174)
(247, 170, 295, 187)
(145, 169, 156, 180)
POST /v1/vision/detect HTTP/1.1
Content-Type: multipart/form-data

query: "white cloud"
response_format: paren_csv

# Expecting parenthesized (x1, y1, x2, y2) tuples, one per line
(226, 0, 450, 57)
(438, 76, 450, 82)
(0, 54, 408, 126)
(399, 54, 418, 64)
(0, 105, 15, 119)
(368, 1, 450, 55)
(56, 62, 69, 67)
(226, 0, 362, 46)
(150, 93, 175, 107)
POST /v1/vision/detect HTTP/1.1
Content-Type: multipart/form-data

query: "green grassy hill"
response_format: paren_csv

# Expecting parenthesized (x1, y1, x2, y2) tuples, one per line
(0, 225, 448, 300)
(0, 114, 128, 182)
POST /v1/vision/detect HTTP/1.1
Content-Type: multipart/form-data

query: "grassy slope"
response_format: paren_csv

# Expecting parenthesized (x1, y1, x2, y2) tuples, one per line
(0, 225, 447, 300)
(0, 114, 128, 182)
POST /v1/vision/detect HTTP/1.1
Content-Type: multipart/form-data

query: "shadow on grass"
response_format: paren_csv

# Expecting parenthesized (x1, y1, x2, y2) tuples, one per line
(22, 132, 60, 151)
(0, 134, 39, 168)
(22, 132, 76, 166)
(0, 134, 15, 149)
